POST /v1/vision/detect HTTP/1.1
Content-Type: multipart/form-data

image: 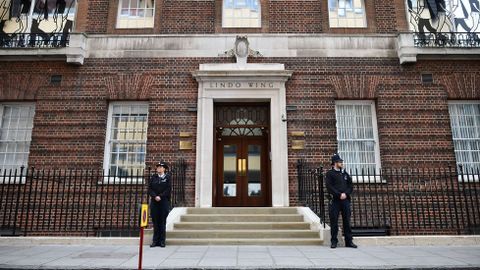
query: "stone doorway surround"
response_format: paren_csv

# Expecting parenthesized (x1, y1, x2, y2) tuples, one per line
(192, 37, 292, 207)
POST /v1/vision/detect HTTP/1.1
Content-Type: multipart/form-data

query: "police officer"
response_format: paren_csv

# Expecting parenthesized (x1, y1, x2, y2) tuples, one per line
(148, 161, 171, 248)
(325, 153, 357, 249)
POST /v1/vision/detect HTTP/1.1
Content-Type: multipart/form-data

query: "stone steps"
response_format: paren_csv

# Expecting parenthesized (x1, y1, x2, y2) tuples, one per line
(187, 207, 298, 215)
(174, 222, 311, 230)
(167, 229, 319, 238)
(166, 238, 323, 245)
(180, 214, 304, 222)
(159, 207, 323, 245)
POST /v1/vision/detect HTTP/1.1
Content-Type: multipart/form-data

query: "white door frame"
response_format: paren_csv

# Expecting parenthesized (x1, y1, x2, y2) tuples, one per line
(192, 64, 292, 207)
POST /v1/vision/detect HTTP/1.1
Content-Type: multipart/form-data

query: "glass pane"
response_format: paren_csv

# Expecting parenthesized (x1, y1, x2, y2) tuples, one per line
(329, 0, 366, 27)
(449, 103, 480, 171)
(223, 0, 260, 28)
(223, 144, 237, 197)
(336, 103, 378, 174)
(29, 0, 77, 35)
(0, 105, 35, 171)
(247, 144, 261, 196)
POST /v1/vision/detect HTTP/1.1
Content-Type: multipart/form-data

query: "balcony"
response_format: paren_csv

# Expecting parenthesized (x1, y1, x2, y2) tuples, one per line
(0, 32, 87, 65)
(397, 32, 480, 64)
(414, 32, 480, 48)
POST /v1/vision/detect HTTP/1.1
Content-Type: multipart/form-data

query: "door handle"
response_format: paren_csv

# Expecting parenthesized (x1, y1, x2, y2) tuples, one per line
(237, 158, 247, 176)
(242, 159, 247, 176)
(238, 158, 242, 175)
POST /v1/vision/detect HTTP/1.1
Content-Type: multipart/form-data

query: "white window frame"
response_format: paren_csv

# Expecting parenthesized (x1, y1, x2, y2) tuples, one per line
(335, 100, 382, 183)
(448, 100, 480, 182)
(0, 103, 36, 184)
(116, 0, 156, 29)
(222, 0, 262, 28)
(328, 0, 367, 28)
(103, 101, 149, 184)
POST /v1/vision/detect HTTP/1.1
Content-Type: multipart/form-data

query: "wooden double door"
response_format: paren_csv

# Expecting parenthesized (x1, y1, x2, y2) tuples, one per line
(214, 104, 271, 207)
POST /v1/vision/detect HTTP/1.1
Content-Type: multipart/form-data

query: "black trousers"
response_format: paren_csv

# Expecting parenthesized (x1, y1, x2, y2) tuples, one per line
(150, 199, 170, 244)
(329, 199, 353, 245)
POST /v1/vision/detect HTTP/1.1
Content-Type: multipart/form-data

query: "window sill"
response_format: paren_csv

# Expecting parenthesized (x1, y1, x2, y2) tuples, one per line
(221, 26, 262, 29)
(0, 177, 26, 184)
(97, 177, 145, 185)
(458, 175, 480, 183)
(115, 27, 155, 30)
(329, 26, 368, 29)
(351, 175, 385, 184)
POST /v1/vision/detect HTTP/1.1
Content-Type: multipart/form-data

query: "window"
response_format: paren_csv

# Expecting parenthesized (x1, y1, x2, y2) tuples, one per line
(117, 0, 155, 29)
(407, 0, 478, 33)
(223, 0, 261, 28)
(328, 0, 367, 28)
(448, 101, 480, 175)
(104, 103, 149, 179)
(335, 101, 381, 177)
(0, 104, 35, 176)
(1, 0, 77, 35)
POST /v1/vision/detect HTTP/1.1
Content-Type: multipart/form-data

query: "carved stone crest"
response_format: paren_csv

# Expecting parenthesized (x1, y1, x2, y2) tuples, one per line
(220, 36, 262, 64)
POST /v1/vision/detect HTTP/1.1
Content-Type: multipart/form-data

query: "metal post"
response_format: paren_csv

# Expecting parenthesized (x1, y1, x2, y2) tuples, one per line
(12, 167, 24, 236)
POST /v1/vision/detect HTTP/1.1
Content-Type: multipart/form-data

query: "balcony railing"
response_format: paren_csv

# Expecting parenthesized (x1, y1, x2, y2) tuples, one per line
(414, 32, 480, 48)
(0, 32, 70, 49)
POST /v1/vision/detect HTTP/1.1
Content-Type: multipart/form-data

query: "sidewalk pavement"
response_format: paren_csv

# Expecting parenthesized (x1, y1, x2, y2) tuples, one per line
(0, 244, 479, 269)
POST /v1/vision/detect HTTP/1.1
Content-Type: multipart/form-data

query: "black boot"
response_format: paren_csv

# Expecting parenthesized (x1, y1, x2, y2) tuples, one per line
(330, 242, 337, 249)
(159, 241, 166, 248)
(346, 242, 358, 248)
(150, 242, 157, 248)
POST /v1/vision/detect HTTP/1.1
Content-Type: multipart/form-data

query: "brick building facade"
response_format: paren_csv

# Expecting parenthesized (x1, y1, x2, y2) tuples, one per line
(0, 0, 479, 235)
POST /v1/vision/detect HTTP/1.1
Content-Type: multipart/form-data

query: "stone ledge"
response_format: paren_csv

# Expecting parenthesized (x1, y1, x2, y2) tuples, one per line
(1, 33, 479, 65)
(87, 33, 398, 59)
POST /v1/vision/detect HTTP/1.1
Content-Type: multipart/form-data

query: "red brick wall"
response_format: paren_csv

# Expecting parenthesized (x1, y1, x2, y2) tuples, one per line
(373, 0, 398, 33)
(81, 0, 407, 34)
(1, 57, 479, 235)
(161, 1, 216, 34)
(269, 0, 323, 33)
(86, 0, 110, 33)
(1, 58, 479, 208)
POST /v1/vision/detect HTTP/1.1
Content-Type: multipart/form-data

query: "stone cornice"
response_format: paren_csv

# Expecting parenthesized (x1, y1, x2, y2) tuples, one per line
(1, 33, 480, 65)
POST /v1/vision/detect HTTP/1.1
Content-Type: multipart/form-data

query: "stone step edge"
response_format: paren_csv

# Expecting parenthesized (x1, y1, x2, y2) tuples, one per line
(185, 207, 297, 209)
(186, 208, 298, 213)
(164, 229, 317, 233)
(166, 238, 323, 243)
(181, 214, 303, 217)
(173, 222, 310, 224)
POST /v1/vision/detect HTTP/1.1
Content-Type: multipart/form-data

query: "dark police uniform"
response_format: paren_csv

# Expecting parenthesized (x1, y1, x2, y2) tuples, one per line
(148, 170, 171, 247)
(325, 166, 354, 247)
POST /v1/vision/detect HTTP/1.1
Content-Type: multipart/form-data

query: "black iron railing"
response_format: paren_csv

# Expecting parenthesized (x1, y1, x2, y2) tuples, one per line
(0, 32, 70, 48)
(0, 159, 187, 237)
(414, 32, 480, 48)
(297, 160, 480, 236)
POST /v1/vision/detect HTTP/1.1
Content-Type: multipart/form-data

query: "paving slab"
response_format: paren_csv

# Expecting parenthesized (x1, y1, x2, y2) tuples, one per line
(0, 244, 479, 269)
